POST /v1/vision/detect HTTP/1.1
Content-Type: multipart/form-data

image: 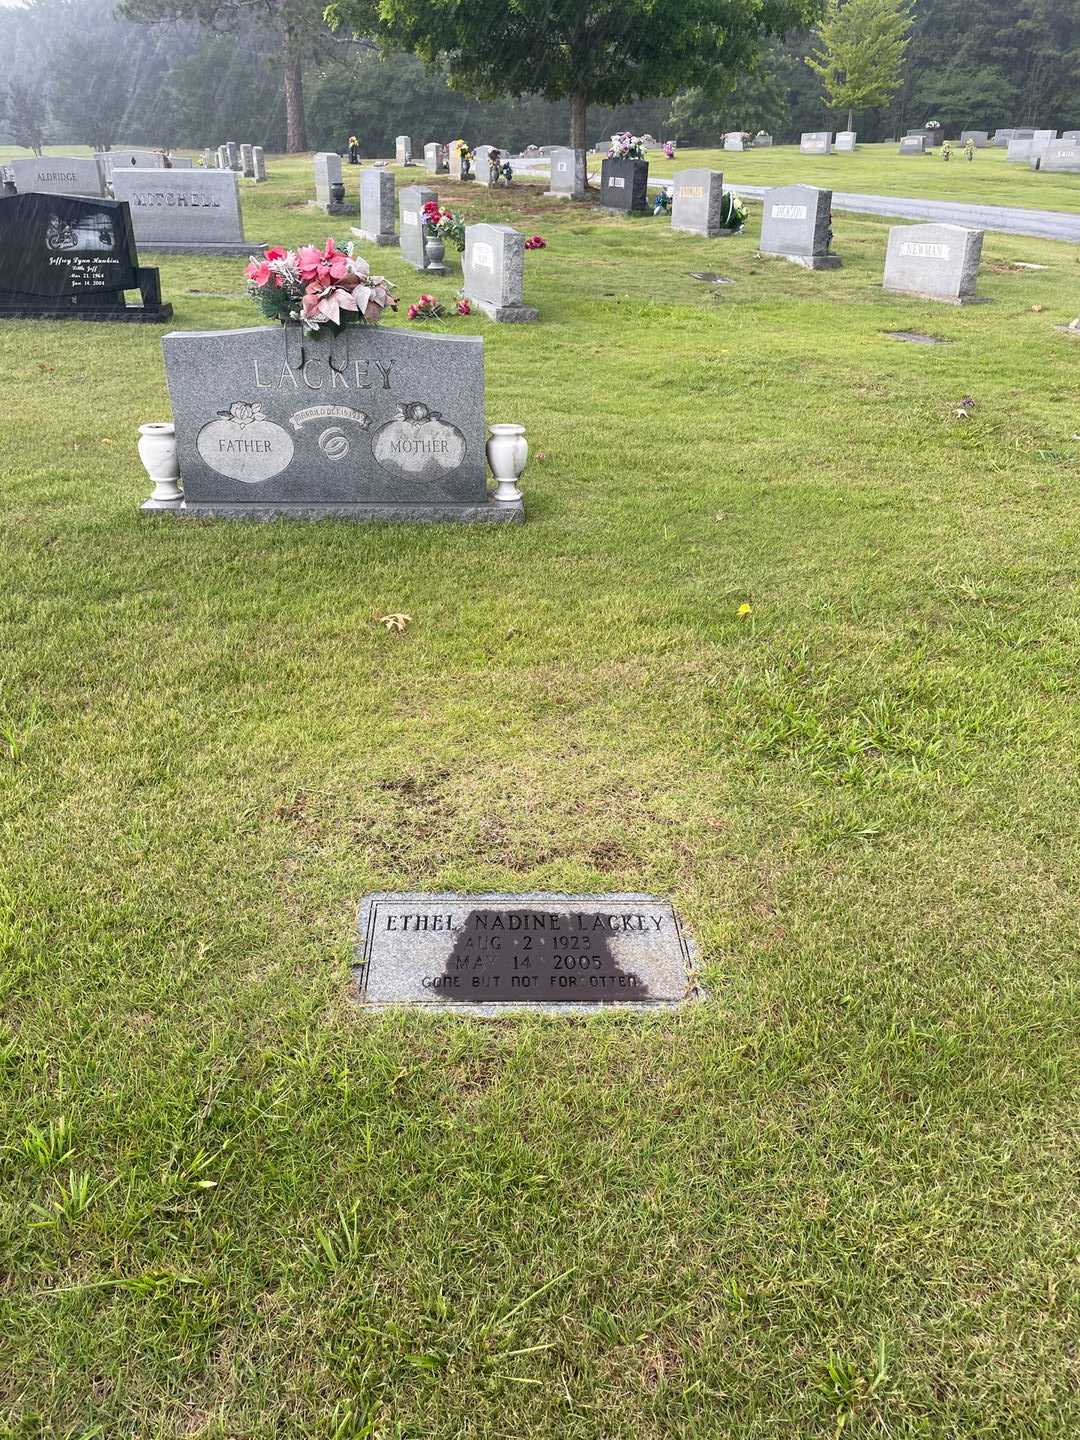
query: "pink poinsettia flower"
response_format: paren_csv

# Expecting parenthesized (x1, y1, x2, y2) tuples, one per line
(302, 282, 360, 327)
(265, 245, 287, 261)
(297, 238, 351, 287)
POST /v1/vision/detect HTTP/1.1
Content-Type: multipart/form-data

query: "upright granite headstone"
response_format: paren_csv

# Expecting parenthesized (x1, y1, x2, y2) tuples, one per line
(1061, 130, 1080, 144)
(800, 131, 832, 155)
(722, 132, 746, 151)
(240, 144, 254, 178)
(160, 323, 520, 522)
(202, 148, 216, 169)
(395, 135, 414, 166)
(0, 192, 171, 322)
(599, 155, 649, 212)
(399, 183, 436, 270)
(353, 893, 701, 1012)
(252, 147, 266, 182)
(423, 142, 448, 174)
(544, 147, 585, 198)
(472, 145, 498, 188)
(1039, 143, 1080, 173)
(1007, 135, 1038, 162)
(356, 167, 397, 245)
(448, 141, 470, 181)
(106, 149, 163, 176)
(312, 152, 348, 213)
(835, 130, 857, 152)
(462, 223, 538, 323)
(217, 146, 229, 170)
(170, 157, 193, 169)
(110, 168, 263, 255)
(899, 135, 928, 155)
(960, 130, 989, 147)
(905, 127, 939, 148)
(883, 222, 984, 304)
(669, 168, 724, 238)
(10, 156, 105, 197)
(225, 141, 240, 171)
(753, 133, 774, 147)
(759, 184, 839, 269)
(991, 129, 1013, 147)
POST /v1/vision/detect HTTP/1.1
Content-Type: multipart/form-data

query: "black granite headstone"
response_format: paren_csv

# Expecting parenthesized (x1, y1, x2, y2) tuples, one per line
(599, 157, 650, 213)
(0, 192, 172, 322)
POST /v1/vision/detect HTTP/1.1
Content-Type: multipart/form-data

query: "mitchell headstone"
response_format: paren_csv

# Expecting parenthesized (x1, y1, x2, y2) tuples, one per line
(395, 135, 414, 166)
(312, 152, 349, 213)
(960, 130, 989, 147)
(899, 135, 928, 155)
(835, 130, 857, 152)
(399, 183, 437, 270)
(800, 131, 832, 155)
(669, 168, 724, 238)
(883, 222, 984, 304)
(544, 147, 585, 198)
(355, 166, 397, 245)
(9, 155, 105, 197)
(423, 142, 448, 174)
(462, 222, 538, 323)
(0, 192, 171, 322)
(354, 893, 701, 1012)
(252, 147, 267, 182)
(240, 144, 254, 178)
(110, 168, 264, 255)
(160, 323, 521, 523)
(759, 183, 840, 269)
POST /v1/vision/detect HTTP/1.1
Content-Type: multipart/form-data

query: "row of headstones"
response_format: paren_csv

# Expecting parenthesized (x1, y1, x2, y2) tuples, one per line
(2, 147, 192, 198)
(204, 143, 268, 181)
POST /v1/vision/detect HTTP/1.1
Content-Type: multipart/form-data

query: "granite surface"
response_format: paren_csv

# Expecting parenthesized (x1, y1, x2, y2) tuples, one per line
(670, 168, 724, 237)
(883, 222, 985, 303)
(759, 183, 838, 264)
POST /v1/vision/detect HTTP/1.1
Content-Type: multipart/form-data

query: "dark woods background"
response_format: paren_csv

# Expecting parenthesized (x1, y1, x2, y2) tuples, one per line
(2, 0, 1078, 154)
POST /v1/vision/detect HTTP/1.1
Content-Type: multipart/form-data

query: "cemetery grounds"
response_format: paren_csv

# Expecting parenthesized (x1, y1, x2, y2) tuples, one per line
(0, 146, 1078, 1437)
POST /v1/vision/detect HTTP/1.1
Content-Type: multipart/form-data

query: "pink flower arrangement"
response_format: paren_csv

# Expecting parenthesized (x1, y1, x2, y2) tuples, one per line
(663, 140, 675, 159)
(244, 238, 396, 335)
(407, 293, 445, 321)
(524, 235, 546, 250)
(455, 299, 472, 316)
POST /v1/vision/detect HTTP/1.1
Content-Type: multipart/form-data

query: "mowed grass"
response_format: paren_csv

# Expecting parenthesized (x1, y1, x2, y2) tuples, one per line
(1, 156, 1079, 1438)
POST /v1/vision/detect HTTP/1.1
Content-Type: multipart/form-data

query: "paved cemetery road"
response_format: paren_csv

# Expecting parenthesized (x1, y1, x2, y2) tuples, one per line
(510, 157, 1080, 242)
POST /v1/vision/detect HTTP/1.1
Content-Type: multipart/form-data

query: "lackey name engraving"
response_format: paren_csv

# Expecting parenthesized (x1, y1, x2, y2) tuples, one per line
(354, 892, 701, 1010)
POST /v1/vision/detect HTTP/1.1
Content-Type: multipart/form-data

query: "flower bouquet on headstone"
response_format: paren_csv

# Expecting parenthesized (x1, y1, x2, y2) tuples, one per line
(663, 140, 676, 159)
(244, 239, 396, 336)
(653, 188, 672, 215)
(421, 200, 465, 252)
(719, 192, 747, 231)
(607, 132, 647, 160)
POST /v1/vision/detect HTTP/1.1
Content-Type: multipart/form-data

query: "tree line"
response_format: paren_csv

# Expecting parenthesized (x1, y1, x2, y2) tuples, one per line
(3, 0, 1078, 158)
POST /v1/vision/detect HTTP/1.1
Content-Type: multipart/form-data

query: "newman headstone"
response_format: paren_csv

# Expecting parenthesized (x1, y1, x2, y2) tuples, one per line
(355, 167, 397, 245)
(424, 142, 448, 174)
(883, 222, 984, 304)
(160, 323, 521, 522)
(9, 155, 104, 197)
(240, 144, 254, 178)
(395, 135, 414, 166)
(669, 168, 724, 238)
(252, 147, 266, 182)
(353, 893, 701, 1012)
(835, 131, 857, 152)
(800, 131, 832, 155)
(0, 192, 171, 322)
(399, 183, 436, 270)
(110, 168, 263, 255)
(544, 147, 585, 198)
(462, 223, 538, 323)
(759, 183, 840, 269)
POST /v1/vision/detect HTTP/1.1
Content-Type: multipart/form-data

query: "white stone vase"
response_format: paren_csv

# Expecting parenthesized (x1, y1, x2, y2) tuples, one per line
(137, 422, 182, 509)
(486, 424, 527, 505)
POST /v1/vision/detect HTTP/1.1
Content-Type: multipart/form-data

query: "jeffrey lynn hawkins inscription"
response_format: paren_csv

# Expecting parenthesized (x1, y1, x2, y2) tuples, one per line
(353, 892, 701, 1011)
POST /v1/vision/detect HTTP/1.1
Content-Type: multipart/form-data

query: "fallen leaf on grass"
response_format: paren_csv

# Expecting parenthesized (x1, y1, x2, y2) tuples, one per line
(374, 612, 411, 633)
(1030, 304, 1045, 313)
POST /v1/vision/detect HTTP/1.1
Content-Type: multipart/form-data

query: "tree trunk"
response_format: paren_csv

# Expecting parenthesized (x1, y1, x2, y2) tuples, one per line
(283, 29, 307, 153)
(570, 89, 588, 185)
(846, 107, 854, 132)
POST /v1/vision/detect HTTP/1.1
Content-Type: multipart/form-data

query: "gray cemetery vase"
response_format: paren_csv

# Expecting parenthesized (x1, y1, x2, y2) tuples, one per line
(399, 184, 437, 271)
(600, 156, 649, 213)
(545, 147, 585, 199)
(110, 169, 264, 256)
(356, 168, 398, 245)
(882, 222, 985, 304)
(160, 323, 521, 523)
(669, 168, 724, 238)
(462, 223, 538, 323)
(9, 156, 105, 198)
(759, 184, 840, 269)
(800, 131, 832, 155)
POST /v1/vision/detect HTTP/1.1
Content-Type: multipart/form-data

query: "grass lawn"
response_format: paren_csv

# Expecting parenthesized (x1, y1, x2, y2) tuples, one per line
(1, 157, 1078, 1438)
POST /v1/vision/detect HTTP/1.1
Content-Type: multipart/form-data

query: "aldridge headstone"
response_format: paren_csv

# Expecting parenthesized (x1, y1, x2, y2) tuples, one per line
(883, 222, 984, 304)
(160, 323, 521, 522)
(356, 167, 398, 245)
(110, 168, 263, 255)
(354, 892, 701, 1012)
(669, 168, 724, 237)
(759, 183, 840, 269)
(545, 147, 585, 198)
(462, 222, 538, 323)
(10, 155, 105, 197)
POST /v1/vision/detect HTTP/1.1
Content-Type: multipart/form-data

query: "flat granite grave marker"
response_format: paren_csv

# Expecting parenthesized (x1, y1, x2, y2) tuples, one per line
(545, 147, 585, 198)
(160, 322, 521, 522)
(759, 183, 839, 269)
(110, 168, 264, 255)
(670, 168, 724, 237)
(0, 192, 171, 322)
(399, 183, 437, 270)
(355, 167, 398, 245)
(354, 893, 701, 1011)
(883, 222, 984, 304)
(10, 155, 105, 197)
(800, 131, 832, 155)
(462, 223, 537, 322)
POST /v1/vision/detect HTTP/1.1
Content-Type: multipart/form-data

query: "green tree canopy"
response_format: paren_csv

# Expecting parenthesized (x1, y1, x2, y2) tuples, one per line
(806, 0, 914, 131)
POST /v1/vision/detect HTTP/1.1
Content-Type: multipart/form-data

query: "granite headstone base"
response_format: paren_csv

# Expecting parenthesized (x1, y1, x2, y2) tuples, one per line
(471, 298, 539, 324)
(778, 252, 842, 271)
(163, 498, 522, 523)
(307, 200, 354, 217)
(136, 241, 267, 256)
(351, 226, 399, 247)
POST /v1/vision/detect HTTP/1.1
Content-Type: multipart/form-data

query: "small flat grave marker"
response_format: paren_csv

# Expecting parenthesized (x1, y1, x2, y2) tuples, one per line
(354, 892, 701, 1011)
